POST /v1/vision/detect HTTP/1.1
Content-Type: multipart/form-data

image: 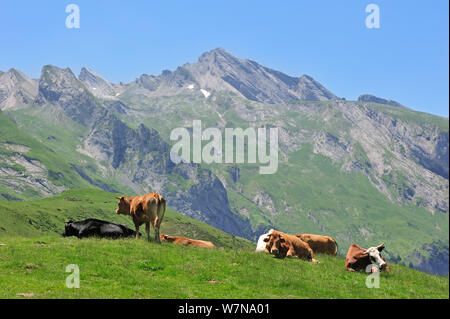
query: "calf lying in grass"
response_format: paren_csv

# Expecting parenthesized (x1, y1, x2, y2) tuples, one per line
(160, 234, 215, 248)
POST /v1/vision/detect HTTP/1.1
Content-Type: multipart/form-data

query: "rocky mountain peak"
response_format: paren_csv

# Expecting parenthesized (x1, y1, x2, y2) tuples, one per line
(39, 65, 81, 88)
(0, 68, 38, 110)
(181, 48, 338, 103)
(124, 48, 338, 103)
(34, 65, 108, 128)
(197, 47, 237, 65)
(79, 67, 117, 98)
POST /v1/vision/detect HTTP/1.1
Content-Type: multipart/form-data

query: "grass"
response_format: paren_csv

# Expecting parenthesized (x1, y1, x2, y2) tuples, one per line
(0, 236, 447, 299)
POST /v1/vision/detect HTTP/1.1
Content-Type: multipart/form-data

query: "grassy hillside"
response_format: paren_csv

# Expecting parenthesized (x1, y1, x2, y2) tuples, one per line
(0, 111, 92, 199)
(0, 236, 447, 299)
(0, 188, 253, 249)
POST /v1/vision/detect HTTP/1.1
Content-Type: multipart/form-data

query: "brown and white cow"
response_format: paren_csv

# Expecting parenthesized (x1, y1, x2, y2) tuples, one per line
(115, 192, 166, 243)
(160, 234, 215, 248)
(295, 233, 338, 256)
(263, 230, 320, 263)
(345, 243, 391, 273)
(255, 229, 275, 252)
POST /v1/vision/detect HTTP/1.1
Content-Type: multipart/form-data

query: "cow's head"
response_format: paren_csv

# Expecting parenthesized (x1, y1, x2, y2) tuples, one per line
(260, 229, 275, 249)
(363, 243, 387, 270)
(263, 231, 289, 258)
(160, 234, 174, 243)
(115, 196, 130, 215)
(62, 220, 77, 237)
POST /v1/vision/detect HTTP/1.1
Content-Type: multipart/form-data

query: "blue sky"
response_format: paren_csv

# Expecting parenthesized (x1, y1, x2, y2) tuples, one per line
(1, 1, 448, 116)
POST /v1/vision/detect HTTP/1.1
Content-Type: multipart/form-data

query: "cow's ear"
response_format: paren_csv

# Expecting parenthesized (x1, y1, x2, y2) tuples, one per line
(377, 243, 385, 252)
(279, 234, 285, 242)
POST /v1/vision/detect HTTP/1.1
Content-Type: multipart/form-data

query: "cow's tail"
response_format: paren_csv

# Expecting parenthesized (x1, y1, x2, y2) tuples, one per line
(333, 238, 339, 256)
(154, 195, 166, 229)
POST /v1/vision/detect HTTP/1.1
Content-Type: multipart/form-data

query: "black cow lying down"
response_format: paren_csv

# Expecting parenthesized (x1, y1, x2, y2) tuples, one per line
(62, 218, 140, 239)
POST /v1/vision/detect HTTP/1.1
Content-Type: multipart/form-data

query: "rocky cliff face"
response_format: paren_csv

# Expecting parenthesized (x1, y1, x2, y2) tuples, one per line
(411, 240, 449, 275)
(410, 131, 449, 180)
(331, 102, 449, 213)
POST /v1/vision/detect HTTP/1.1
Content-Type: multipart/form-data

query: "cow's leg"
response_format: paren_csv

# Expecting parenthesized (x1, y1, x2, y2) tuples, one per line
(154, 225, 160, 244)
(309, 249, 320, 263)
(145, 222, 151, 242)
(135, 225, 140, 239)
(132, 217, 140, 240)
(286, 248, 295, 258)
(153, 216, 161, 244)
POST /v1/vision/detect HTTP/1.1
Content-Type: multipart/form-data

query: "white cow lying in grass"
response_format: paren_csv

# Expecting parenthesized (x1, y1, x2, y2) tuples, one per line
(255, 229, 274, 252)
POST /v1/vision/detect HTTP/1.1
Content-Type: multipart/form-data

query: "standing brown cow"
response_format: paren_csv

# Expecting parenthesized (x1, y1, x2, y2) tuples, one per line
(115, 192, 166, 243)
(263, 230, 320, 263)
(295, 233, 338, 256)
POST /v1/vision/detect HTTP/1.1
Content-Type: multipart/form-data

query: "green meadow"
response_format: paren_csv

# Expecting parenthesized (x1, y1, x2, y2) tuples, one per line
(0, 188, 448, 299)
(0, 236, 448, 299)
